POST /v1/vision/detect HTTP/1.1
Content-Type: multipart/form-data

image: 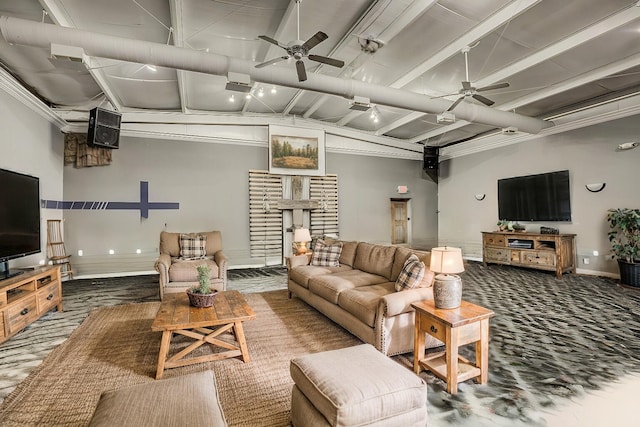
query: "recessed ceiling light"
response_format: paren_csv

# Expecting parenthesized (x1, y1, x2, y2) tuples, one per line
(271, 85, 277, 94)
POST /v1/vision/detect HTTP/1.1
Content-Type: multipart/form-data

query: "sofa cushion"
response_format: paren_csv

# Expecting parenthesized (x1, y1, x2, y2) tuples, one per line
(395, 254, 426, 292)
(309, 270, 388, 304)
(169, 258, 219, 282)
(338, 241, 358, 267)
(311, 240, 343, 267)
(338, 282, 395, 327)
(179, 234, 207, 260)
(88, 370, 227, 427)
(289, 265, 352, 288)
(353, 243, 397, 280)
(391, 247, 435, 287)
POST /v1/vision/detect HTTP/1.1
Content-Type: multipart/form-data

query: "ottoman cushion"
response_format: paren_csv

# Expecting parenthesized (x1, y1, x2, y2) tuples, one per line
(290, 344, 427, 426)
(88, 371, 227, 427)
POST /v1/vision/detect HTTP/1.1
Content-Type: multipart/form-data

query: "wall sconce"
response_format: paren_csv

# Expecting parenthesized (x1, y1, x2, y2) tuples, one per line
(585, 183, 606, 193)
(474, 194, 486, 201)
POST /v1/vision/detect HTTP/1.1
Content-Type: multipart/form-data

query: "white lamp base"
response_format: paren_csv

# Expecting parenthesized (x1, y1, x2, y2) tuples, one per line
(433, 274, 462, 309)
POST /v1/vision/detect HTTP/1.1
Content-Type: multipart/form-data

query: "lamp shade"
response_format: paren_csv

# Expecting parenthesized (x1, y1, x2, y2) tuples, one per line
(430, 247, 464, 274)
(293, 228, 311, 243)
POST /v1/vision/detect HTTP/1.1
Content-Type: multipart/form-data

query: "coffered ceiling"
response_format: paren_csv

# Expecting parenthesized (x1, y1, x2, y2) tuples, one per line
(1, 0, 639, 158)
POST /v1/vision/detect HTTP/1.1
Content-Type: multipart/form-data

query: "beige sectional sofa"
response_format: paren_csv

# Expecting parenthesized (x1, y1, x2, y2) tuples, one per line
(287, 241, 443, 356)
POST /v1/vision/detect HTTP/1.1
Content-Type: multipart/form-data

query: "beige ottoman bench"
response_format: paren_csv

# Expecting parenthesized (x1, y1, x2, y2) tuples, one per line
(290, 344, 428, 426)
(88, 370, 227, 427)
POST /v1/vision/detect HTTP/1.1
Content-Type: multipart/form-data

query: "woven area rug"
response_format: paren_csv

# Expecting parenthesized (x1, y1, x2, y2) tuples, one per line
(0, 290, 360, 427)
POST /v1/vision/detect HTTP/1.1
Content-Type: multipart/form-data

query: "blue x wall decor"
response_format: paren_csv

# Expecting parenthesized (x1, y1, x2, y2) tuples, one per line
(41, 181, 180, 219)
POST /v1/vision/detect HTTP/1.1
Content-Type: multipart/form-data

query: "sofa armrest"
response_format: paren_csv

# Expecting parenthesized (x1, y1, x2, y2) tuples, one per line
(379, 287, 434, 318)
(155, 254, 171, 298)
(213, 251, 228, 288)
(286, 254, 311, 270)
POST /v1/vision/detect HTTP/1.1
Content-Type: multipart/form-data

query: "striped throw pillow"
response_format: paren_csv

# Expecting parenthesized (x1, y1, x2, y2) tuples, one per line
(310, 240, 343, 267)
(395, 254, 425, 291)
(179, 234, 207, 260)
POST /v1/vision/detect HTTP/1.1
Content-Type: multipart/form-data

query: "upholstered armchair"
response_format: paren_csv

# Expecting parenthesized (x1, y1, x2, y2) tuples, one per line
(154, 231, 228, 300)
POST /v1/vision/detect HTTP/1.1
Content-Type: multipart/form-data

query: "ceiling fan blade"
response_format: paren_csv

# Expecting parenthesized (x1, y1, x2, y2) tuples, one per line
(447, 96, 465, 112)
(302, 31, 328, 51)
(255, 56, 289, 68)
(461, 81, 472, 91)
(258, 35, 286, 49)
(296, 60, 307, 82)
(308, 54, 344, 68)
(472, 93, 495, 106)
(477, 82, 510, 92)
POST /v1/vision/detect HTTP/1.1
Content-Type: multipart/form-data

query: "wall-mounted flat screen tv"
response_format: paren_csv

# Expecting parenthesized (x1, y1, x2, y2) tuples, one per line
(498, 170, 571, 222)
(0, 168, 41, 278)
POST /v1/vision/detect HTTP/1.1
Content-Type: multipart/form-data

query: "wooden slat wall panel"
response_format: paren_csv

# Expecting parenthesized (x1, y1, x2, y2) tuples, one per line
(249, 170, 283, 258)
(310, 175, 339, 238)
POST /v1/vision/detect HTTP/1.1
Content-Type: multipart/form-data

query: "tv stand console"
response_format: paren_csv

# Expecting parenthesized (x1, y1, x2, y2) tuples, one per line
(0, 266, 62, 344)
(482, 231, 576, 278)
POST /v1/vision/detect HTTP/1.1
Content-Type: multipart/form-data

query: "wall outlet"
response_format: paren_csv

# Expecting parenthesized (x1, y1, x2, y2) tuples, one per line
(583, 257, 590, 265)
(592, 250, 599, 256)
(604, 254, 615, 261)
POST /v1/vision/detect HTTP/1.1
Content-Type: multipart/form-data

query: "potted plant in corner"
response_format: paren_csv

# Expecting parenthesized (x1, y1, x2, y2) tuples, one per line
(186, 264, 218, 307)
(607, 208, 640, 288)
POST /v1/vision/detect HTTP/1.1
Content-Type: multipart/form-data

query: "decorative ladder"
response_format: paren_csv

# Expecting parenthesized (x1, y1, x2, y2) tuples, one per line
(46, 219, 73, 279)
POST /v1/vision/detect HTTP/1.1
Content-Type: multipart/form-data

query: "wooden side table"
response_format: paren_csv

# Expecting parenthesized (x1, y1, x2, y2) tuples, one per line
(411, 299, 495, 394)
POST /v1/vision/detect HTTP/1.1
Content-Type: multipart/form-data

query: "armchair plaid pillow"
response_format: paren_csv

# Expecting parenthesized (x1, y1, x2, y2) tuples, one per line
(310, 240, 343, 267)
(395, 254, 425, 291)
(179, 234, 207, 260)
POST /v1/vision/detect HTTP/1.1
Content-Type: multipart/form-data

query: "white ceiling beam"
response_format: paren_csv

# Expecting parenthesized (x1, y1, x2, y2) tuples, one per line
(39, 0, 123, 111)
(375, 111, 424, 136)
(169, 0, 188, 114)
(501, 52, 640, 112)
(245, 0, 298, 113)
(343, 0, 542, 128)
(440, 92, 640, 160)
(303, 0, 438, 119)
(474, 5, 640, 89)
(408, 3, 640, 143)
(284, 0, 393, 116)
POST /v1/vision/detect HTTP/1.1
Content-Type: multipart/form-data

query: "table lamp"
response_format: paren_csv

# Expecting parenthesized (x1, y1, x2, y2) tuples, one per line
(430, 247, 465, 309)
(293, 228, 312, 255)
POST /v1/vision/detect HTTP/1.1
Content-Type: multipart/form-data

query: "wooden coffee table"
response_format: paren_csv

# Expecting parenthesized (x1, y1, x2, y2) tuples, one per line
(152, 290, 256, 379)
(411, 299, 494, 394)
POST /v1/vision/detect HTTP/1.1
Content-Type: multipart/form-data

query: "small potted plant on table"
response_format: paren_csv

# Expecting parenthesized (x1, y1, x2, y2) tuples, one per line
(607, 208, 640, 288)
(186, 264, 218, 307)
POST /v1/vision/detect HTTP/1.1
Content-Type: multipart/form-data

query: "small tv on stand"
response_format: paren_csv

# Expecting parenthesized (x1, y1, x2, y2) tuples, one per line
(0, 168, 41, 280)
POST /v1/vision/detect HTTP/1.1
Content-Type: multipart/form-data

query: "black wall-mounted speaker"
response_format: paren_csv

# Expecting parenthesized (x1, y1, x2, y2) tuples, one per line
(87, 107, 121, 149)
(423, 146, 439, 171)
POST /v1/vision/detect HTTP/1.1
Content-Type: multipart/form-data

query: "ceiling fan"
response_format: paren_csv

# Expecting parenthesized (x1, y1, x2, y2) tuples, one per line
(446, 46, 510, 112)
(255, 0, 344, 82)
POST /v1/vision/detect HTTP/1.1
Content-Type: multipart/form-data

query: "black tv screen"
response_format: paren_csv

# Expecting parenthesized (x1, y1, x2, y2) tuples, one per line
(498, 170, 571, 222)
(0, 168, 41, 261)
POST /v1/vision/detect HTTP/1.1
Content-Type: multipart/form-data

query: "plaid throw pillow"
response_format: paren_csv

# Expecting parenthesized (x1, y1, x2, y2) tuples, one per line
(395, 254, 425, 291)
(310, 240, 343, 267)
(179, 234, 207, 260)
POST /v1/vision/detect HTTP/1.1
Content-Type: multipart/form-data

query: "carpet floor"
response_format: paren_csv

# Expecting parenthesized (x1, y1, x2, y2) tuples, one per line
(1, 263, 639, 426)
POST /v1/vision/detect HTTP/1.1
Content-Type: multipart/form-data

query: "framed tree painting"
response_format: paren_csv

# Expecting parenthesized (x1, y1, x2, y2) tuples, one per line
(268, 125, 326, 176)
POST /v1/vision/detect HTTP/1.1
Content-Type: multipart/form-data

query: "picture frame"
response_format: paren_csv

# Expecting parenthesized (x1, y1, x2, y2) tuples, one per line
(268, 125, 326, 176)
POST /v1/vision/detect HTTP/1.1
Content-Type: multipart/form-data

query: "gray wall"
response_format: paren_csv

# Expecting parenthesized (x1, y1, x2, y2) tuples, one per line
(63, 134, 438, 275)
(438, 115, 640, 276)
(0, 90, 64, 269)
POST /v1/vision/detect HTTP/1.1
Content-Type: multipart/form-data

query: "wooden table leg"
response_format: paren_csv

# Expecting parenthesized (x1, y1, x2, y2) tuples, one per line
(476, 319, 490, 384)
(413, 312, 425, 374)
(234, 321, 251, 363)
(156, 330, 172, 379)
(446, 326, 459, 394)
